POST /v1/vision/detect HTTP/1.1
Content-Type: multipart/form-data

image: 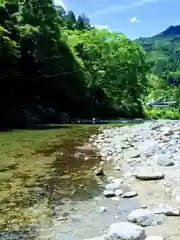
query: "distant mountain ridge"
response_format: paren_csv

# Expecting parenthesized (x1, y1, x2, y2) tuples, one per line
(136, 25, 180, 75)
(137, 25, 180, 42)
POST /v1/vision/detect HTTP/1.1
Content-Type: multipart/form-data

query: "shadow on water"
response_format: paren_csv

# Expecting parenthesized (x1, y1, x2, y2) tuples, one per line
(18, 124, 72, 130)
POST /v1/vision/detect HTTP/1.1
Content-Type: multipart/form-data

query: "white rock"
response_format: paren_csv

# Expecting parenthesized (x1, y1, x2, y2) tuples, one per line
(151, 123, 163, 130)
(164, 208, 180, 216)
(127, 150, 140, 158)
(105, 182, 121, 190)
(155, 154, 174, 167)
(134, 167, 164, 181)
(137, 140, 159, 157)
(103, 190, 115, 198)
(152, 203, 180, 216)
(105, 222, 146, 240)
(161, 127, 173, 136)
(122, 191, 138, 198)
(127, 209, 163, 227)
(111, 196, 120, 201)
(115, 189, 123, 196)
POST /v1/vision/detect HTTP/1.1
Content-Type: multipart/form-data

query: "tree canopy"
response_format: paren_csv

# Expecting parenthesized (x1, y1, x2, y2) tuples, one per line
(0, 0, 151, 127)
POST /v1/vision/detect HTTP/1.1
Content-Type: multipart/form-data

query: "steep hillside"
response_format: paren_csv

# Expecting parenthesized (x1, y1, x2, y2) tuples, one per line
(137, 25, 180, 76)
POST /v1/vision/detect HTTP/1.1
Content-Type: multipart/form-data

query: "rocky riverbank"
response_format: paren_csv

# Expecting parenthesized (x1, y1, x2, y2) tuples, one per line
(89, 120, 180, 240)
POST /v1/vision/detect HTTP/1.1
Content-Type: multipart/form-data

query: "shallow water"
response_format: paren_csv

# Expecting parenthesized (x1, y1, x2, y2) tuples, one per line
(0, 124, 140, 240)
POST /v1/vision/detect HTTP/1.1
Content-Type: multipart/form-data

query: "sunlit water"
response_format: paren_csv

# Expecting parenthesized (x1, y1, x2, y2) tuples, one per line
(0, 124, 140, 240)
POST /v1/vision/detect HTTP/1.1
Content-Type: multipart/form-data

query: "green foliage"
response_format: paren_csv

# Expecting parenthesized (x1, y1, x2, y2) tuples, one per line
(138, 25, 180, 113)
(145, 107, 180, 119)
(0, 0, 151, 127)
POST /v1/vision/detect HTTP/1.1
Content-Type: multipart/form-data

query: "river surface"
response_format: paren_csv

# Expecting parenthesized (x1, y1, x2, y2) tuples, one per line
(0, 124, 140, 240)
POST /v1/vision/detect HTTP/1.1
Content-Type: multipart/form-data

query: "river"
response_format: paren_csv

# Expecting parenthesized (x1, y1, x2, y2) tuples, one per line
(0, 124, 140, 240)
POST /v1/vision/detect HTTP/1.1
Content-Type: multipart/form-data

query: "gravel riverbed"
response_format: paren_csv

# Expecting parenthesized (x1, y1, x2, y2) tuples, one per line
(90, 120, 180, 240)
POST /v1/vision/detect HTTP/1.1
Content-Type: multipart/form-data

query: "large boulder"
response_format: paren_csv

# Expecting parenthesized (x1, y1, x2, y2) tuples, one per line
(105, 222, 146, 240)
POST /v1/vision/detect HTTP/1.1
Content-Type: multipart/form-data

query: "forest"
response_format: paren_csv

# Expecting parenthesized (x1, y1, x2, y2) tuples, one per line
(0, 0, 180, 128)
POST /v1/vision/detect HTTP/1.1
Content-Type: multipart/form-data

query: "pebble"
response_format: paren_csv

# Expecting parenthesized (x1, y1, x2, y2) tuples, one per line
(91, 121, 180, 240)
(103, 190, 115, 198)
(134, 167, 164, 181)
(122, 191, 138, 198)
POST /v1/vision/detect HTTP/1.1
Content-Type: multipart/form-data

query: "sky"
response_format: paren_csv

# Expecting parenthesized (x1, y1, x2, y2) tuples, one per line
(54, 0, 180, 39)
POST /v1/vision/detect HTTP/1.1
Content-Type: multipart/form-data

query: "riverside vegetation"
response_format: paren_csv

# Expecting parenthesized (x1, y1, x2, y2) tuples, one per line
(1, 1, 180, 124)
(0, 0, 150, 128)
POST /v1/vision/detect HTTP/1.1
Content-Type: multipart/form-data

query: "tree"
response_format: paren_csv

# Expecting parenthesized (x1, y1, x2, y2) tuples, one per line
(66, 10, 76, 30)
(76, 15, 85, 30)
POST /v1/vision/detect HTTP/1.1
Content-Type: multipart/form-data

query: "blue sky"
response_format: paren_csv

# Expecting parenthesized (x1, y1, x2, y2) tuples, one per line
(54, 0, 180, 39)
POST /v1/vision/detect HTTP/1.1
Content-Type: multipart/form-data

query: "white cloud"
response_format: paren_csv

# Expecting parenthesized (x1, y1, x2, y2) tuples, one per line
(53, 0, 66, 10)
(129, 17, 140, 23)
(89, 0, 158, 17)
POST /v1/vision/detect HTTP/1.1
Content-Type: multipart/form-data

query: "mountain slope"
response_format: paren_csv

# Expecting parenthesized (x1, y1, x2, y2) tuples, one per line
(137, 25, 180, 75)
